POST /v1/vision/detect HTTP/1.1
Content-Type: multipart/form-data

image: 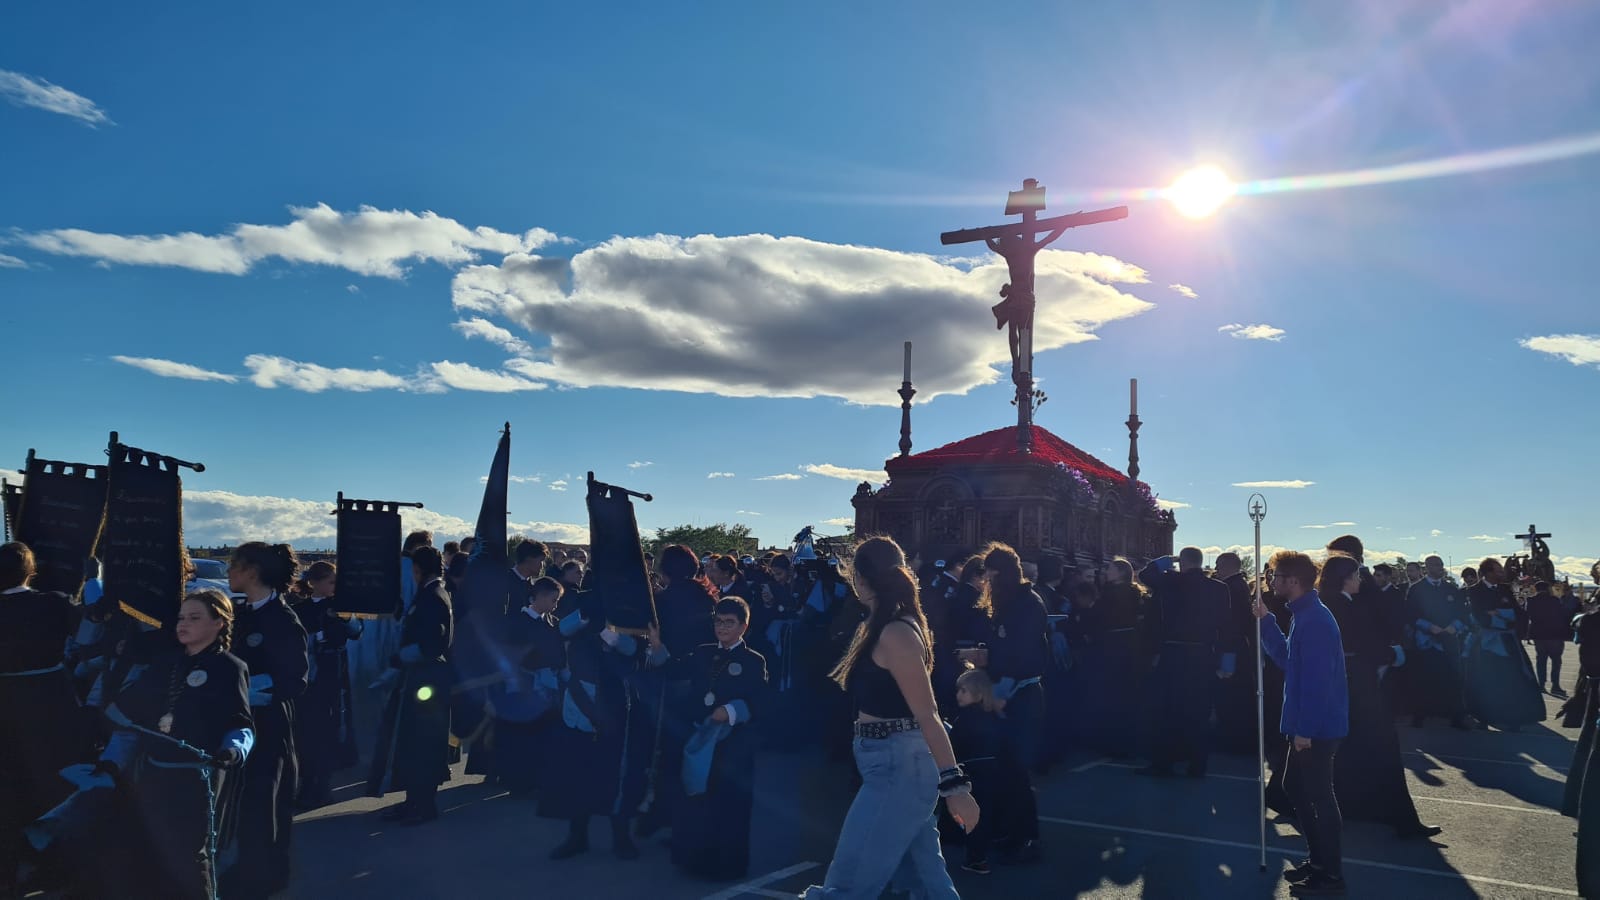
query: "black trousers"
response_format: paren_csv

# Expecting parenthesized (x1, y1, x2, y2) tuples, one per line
(1151, 648, 1213, 773)
(230, 739, 296, 898)
(1005, 682, 1047, 772)
(1284, 738, 1342, 878)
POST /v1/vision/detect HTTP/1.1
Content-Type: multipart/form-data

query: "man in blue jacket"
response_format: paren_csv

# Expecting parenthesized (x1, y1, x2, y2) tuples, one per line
(1255, 551, 1349, 896)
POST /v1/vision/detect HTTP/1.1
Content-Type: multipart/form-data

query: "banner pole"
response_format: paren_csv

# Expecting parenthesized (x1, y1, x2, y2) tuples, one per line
(1249, 493, 1268, 873)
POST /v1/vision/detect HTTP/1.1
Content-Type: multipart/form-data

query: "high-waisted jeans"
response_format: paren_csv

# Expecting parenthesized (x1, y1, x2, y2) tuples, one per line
(802, 731, 959, 900)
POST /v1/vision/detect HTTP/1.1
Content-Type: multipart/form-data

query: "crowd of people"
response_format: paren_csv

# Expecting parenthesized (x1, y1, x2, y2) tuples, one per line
(1, 527, 1596, 899)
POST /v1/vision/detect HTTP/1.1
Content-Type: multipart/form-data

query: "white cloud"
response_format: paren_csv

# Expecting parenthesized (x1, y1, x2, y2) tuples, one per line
(182, 489, 585, 547)
(1300, 524, 1330, 529)
(1219, 323, 1286, 342)
(756, 473, 805, 481)
(1430, 529, 1444, 537)
(0, 69, 112, 126)
(345, 284, 360, 294)
(736, 510, 763, 516)
(802, 463, 885, 483)
(450, 235, 1155, 406)
(453, 317, 532, 356)
(548, 480, 568, 492)
(111, 355, 238, 383)
(20, 204, 565, 278)
(244, 354, 413, 393)
(821, 516, 856, 528)
(707, 472, 736, 479)
(1468, 534, 1504, 542)
(1520, 334, 1600, 368)
(1155, 499, 1190, 510)
(1168, 283, 1197, 299)
(628, 461, 653, 470)
(1330, 521, 1356, 526)
(1232, 480, 1315, 489)
(0, 254, 28, 269)
(426, 360, 545, 393)
(0, 467, 22, 484)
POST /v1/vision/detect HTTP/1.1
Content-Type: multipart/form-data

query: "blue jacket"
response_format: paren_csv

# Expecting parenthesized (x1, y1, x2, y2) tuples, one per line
(1259, 590, 1348, 740)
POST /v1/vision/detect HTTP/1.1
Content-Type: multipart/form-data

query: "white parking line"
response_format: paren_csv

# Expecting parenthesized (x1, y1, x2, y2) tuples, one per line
(1039, 816, 1578, 896)
(1407, 750, 1570, 773)
(701, 861, 820, 900)
(1079, 759, 1562, 815)
(1069, 756, 1112, 773)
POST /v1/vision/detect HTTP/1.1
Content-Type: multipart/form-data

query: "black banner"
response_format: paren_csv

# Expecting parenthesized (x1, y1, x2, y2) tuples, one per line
(335, 493, 416, 619)
(12, 451, 108, 596)
(585, 471, 656, 634)
(101, 438, 194, 629)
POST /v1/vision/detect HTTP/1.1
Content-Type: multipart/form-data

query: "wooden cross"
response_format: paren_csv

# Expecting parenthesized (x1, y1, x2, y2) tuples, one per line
(1515, 523, 1551, 549)
(941, 179, 1128, 452)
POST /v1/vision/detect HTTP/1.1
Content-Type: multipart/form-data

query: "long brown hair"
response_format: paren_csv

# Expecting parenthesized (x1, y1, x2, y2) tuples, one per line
(830, 536, 932, 688)
(980, 542, 1027, 618)
(184, 589, 236, 652)
(1317, 554, 1361, 598)
(230, 542, 299, 593)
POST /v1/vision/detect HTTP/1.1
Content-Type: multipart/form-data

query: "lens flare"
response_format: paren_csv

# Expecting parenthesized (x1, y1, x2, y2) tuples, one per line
(1166, 166, 1236, 218)
(416, 685, 434, 702)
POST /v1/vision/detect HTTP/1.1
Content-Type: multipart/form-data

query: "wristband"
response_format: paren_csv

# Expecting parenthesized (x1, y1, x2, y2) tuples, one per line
(938, 765, 964, 781)
(938, 779, 973, 798)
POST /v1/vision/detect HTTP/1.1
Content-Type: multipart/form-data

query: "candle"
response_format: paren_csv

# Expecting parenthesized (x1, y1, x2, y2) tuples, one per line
(903, 341, 912, 383)
(1130, 377, 1138, 416)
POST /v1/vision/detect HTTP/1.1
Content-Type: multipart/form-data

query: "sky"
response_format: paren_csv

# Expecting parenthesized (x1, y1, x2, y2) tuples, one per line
(2, 1, 1597, 582)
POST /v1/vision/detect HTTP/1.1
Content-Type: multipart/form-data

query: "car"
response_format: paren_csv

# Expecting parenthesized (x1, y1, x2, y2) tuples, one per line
(188, 557, 244, 601)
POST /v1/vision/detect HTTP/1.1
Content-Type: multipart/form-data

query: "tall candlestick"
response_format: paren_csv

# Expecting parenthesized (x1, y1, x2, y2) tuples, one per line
(903, 341, 912, 383)
(1131, 377, 1138, 416)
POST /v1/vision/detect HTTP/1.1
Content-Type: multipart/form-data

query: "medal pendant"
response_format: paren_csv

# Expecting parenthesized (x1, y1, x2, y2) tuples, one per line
(158, 713, 174, 734)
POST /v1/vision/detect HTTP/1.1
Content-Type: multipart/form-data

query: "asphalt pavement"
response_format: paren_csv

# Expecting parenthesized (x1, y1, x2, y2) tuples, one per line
(289, 663, 1585, 899)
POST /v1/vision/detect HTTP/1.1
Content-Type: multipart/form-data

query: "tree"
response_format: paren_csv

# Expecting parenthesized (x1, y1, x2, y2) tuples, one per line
(645, 522, 757, 558)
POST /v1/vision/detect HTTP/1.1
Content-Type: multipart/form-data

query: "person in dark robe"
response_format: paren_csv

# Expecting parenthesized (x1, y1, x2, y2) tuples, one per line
(950, 666, 1039, 873)
(634, 544, 716, 839)
(1138, 547, 1230, 778)
(1526, 581, 1570, 696)
(1053, 579, 1099, 757)
(542, 594, 650, 861)
(1212, 552, 1259, 756)
(490, 576, 566, 795)
(976, 543, 1050, 776)
(1463, 557, 1545, 731)
(367, 546, 454, 825)
(452, 541, 536, 778)
(1370, 564, 1413, 714)
(81, 590, 255, 900)
(670, 597, 768, 880)
(931, 556, 992, 715)
(1319, 554, 1440, 839)
(0, 542, 89, 897)
(1093, 559, 1148, 759)
(1403, 556, 1472, 729)
(220, 542, 309, 900)
(289, 561, 362, 809)
(1562, 598, 1600, 817)
(706, 555, 752, 605)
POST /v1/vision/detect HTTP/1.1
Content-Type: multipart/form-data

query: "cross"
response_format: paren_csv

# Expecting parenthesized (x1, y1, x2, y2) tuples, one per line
(1515, 523, 1551, 552)
(941, 179, 1128, 452)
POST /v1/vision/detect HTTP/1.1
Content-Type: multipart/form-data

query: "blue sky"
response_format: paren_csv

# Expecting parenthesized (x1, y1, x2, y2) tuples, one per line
(3, 1, 1597, 580)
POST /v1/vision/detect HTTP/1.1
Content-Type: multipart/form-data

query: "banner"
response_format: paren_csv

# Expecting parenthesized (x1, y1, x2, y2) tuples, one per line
(101, 437, 194, 629)
(12, 451, 108, 596)
(458, 423, 512, 606)
(586, 471, 656, 634)
(334, 493, 417, 619)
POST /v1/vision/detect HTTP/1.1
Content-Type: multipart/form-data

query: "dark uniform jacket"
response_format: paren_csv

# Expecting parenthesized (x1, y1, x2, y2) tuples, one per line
(231, 593, 308, 751)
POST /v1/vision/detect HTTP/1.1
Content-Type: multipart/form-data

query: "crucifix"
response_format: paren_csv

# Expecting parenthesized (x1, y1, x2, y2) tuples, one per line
(941, 179, 1129, 452)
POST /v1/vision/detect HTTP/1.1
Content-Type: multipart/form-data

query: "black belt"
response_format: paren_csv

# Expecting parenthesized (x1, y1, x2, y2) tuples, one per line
(854, 718, 919, 739)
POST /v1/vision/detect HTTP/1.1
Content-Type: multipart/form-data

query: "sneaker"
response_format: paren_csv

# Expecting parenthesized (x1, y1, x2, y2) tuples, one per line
(1290, 872, 1347, 895)
(961, 860, 992, 875)
(1552, 687, 1569, 698)
(1396, 823, 1443, 840)
(1284, 858, 1313, 882)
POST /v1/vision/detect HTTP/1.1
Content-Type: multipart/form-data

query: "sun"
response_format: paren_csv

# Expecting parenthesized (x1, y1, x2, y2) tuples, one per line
(1166, 165, 1236, 219)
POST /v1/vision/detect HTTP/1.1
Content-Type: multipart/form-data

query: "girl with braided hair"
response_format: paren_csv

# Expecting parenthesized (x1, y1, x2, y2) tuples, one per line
(93, 589, 255, 898)
(220, 542, 308, 899)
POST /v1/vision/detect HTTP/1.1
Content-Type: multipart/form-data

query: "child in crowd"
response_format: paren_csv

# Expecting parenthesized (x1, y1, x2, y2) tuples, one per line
(949, 666, 1041, 873)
